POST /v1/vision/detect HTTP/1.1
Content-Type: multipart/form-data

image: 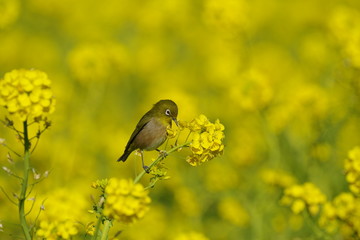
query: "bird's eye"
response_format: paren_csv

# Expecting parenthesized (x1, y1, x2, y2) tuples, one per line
(165, 109, 171, 116)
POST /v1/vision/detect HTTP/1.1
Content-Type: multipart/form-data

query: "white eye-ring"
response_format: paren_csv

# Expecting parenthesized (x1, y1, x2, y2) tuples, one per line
(165, 109, 171, 116)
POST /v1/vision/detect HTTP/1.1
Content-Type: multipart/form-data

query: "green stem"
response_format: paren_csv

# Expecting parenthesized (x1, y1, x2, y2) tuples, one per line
(92, 213, 103, 240)
(100, 220, 112, 240)
(19, 120, 32, 240)
(134, 142, 191, 184)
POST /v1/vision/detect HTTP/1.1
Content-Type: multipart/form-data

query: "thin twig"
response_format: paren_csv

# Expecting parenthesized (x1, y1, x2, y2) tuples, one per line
(29, 124, 50, 153)
(184, 130, 192, 142)
(113, 230, 122, 238)
(29, 126, 49, 141)
(1, 120, 24, 135)
(133, 142, 191, 184)
(145, 178, 159, 190)
(30, 138, 39, 154)
(164, 138, 169, 151)
(29, 176, 47, 187)
(3, 167, 23, 181)
(27, 121, 36, 126)
(1, 144, 21, 158)
(33, 198, 46, 230)
(0, 186, 18, 205)
(174, 128, 182, 146)
(25, 196, 37, 216)
(26, 184, 34, 199)
(1, 119, 25, 145)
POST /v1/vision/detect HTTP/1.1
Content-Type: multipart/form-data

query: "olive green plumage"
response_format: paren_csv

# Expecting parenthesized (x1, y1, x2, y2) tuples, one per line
(117, 99, 178, 162)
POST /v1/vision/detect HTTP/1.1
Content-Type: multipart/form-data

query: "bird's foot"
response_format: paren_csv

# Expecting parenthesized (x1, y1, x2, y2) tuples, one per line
(156, 149, 168, 158)
(143, 165, 150, 174)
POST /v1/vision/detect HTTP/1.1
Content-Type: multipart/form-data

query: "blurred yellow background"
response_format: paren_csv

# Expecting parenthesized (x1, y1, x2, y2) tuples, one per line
(1, 0, 360, 239)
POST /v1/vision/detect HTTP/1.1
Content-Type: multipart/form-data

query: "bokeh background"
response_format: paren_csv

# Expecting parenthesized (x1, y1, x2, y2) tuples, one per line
(1, 0, 360, 239)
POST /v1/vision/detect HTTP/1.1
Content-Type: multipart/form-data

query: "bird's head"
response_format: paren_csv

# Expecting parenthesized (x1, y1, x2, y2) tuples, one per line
(152, 99, 178, 126)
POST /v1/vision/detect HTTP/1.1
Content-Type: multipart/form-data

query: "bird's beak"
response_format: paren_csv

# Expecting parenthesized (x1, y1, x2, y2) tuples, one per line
(172, 117, 179, 127)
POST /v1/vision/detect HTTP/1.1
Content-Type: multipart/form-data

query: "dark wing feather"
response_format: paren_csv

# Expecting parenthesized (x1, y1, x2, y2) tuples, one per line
(117, 115, 151, 162)
(125, 119, 149, 152)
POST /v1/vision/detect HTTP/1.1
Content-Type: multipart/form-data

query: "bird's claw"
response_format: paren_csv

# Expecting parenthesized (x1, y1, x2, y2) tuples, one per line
(160, 150, 168, 158)
(157, 149, 168, 158)
(143, 165, 150, 173)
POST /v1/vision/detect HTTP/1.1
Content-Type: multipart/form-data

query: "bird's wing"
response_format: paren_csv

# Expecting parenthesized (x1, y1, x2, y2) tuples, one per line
(124, 117, 150, 151)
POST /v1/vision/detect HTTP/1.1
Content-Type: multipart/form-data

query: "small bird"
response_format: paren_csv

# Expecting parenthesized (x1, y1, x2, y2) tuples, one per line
(117, 99, 178, 170)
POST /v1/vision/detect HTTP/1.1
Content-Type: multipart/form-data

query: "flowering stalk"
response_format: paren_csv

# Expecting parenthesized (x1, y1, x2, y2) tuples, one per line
(100, 220, 111, 240)
(19, 120, 31, 240)
(90, 115, 224, 239)
(90, 188, 105, 240)
(133, 141, 191, 184)
(91, 217, 112, 240)
(0, 69, 56, 239)
(91, 210, 104, 240)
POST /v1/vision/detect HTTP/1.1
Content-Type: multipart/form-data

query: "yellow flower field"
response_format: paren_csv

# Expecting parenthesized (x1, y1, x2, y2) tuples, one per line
(0, 0, 360, 239)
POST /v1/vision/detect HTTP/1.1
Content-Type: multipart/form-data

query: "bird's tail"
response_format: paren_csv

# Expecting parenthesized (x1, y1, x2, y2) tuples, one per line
(117, 151, 131, 162)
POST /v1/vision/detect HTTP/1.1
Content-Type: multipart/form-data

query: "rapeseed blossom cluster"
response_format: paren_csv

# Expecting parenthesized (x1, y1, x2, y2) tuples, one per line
(329, 6, 360, 68)
(149, 158, 170, 180)
(261, 169, 297, 189)
(103, 178, 151, 224)
(36, 220, 78, 240)
(344, 146, 360, 194)
(230, 70, 273, 112)
(67, 43, 129, 83)
(91, 178, 109, 190)
(166, 125, 178, 139)
(1, 0, 360, 239)
(34, 188, 88, 240)
(218, 197, 249, 227)
(281, 182, 326, 216)
(174, 231, 209, 240)
(0, 0, 20, 29)
(0, 69, 55, 122)
(203, 0, 248, 34)
(186, 115, 225, 166)
(319, 193, 360, 237)
(281, 147, 360, 238)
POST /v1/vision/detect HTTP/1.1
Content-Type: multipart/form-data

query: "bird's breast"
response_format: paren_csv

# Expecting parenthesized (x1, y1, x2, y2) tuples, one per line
(134, 118, 168, 151)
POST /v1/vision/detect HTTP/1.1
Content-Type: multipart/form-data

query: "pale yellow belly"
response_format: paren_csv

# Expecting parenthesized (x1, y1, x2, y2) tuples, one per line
(134, 118, 168, 151)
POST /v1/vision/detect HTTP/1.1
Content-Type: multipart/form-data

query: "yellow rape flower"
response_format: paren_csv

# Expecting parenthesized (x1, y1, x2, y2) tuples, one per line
(329, 6, 360, 68)
(334, 193, 360, 237)
(218, 197, 249, 227)
(36, 221, 56, 240)
(91, 178, 109, 191)
(85, 222, 95, 236)
(166, 125, 178, 139)
(203, 0, 248, 35)
(0, 0, 20, 29)
(56, 220, 78, 239)
(333, 193, 356, 220)
(281, 182, 326, 216)
(319, 192, 360, 237)
(34, 188, 87, 239)
(67, 43, 129, 83)
(174, 231, 209, 240)
(318, 202, 338, 234)
(186, 115, 225, 166)
(230, 70, 273, 112)
(344, 146, 360, 194)
(261, 168, 297, 189)
(103, 178, 151, 224)
(0, 69, 55, 122)
(36, 220, 78, 240)
(149, 158, 170, 181)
